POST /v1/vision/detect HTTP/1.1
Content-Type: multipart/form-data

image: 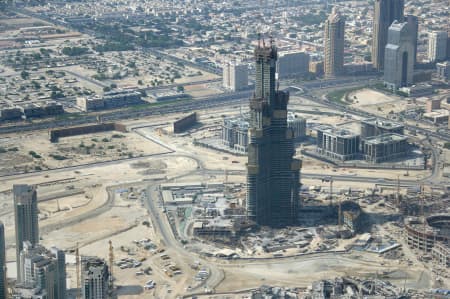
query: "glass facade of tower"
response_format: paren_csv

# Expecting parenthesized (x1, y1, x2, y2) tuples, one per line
(372, 0, 404, 70)
(246, 40, 301, 227)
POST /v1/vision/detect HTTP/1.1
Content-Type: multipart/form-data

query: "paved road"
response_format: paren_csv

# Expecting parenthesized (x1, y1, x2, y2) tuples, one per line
(146, 184, 223, 295)
(199, 169, 430, 186)
(303, 87, 450, 143)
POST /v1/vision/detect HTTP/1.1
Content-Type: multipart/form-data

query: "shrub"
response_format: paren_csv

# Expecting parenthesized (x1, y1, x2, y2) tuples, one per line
(29, 151, 41, 159)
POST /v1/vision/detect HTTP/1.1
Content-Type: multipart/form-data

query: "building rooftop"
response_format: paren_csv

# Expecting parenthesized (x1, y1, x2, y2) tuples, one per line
(423, 109, 449, 118)
(361, 118, 404, 130)
(316, 125, 359, 138)
(363, 133, 407, 144)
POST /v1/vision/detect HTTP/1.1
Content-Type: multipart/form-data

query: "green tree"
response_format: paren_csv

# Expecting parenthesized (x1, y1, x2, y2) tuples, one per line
(20, 71, 29, 80)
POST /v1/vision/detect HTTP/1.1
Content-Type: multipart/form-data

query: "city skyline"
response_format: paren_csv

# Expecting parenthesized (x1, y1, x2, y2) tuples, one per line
(0, 0, 448, 297)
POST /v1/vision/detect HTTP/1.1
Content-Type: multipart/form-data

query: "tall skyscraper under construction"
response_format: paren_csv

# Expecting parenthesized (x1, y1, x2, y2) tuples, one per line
(372, 0, 404, 71)
(246, 38, 301, 227)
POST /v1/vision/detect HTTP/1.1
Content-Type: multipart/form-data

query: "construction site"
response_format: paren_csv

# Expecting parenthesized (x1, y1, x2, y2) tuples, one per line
(0, 91, 448, 297)
(0, 0, 449, 297)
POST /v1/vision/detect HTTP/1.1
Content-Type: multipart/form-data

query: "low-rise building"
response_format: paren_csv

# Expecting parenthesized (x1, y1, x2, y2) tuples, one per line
(343, 62, 374, 75)
(193, 219, 235, 240)
(103, 90, 142, 109)
(425, 97, 442, 112)
(432, 242, 450, 268)
(221, 113, 305, 153)
(361, 133, 408, 163)
(360, 118, 404, 139)
(0, 106, 22, 121)
(309, 61, 324, 76)
(223, 61, 248, 91)
(21, 104, 45, 118)
(19, 102, 64, 119)
(16, 242, 66, 299)
(316, 125, 360, 161)
(12, 283, 47, 299)
(43, 101, 64, 116)
(222, 118, 249, 154)
(398, 84, 434, 97)
(77, 96, 104, 112)
(288, 114, 307, 141)
(423, 109, 449, 125)
(436, 61, 450, 81)
(405, 215, 450, 253)
(277, 51, 310, 78)
(76, 90, 143, 112)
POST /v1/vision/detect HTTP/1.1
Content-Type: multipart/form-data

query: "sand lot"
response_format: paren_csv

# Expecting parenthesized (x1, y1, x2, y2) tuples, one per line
(349, 88, 407, 116)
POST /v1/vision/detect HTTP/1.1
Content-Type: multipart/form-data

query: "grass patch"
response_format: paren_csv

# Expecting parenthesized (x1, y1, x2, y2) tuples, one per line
(50, 154, 68, 160)
(0, 146, 17, 153)
(126, 97, 192, 111)
(326, 87, 363, 105)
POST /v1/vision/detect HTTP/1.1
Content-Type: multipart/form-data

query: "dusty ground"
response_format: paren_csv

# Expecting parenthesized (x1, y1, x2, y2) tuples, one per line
(0, 130, 170, 175)
(349, 89, 407, 116)
(0, 101, 439, 297)
(184, 82, 223, 98)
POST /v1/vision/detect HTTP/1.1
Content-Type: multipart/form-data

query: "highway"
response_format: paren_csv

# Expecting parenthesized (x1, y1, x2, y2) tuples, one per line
(0, 90, 252, 134)
(300, 86, 450, 143)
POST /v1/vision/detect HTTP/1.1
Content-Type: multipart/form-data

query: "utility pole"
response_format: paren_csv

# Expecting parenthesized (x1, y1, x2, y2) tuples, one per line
(421, 185, 426, 253)
(396, 175, 401, 210)
(338, 196, 342, 229)
(330, 178, 333, 207)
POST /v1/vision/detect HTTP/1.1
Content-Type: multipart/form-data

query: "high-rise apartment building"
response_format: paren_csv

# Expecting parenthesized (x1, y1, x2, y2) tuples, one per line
(384, 20, 416, 90)
(223, 61, 248, 91)
(372, 0, 404, 70)
(13, 184, 39, 283)
(82, 257, 109, 299)
(447, 31, 450, 59)
(18, 242, 66, 299)
(50, 247, 66, 299)
(428, 31, 448, 62)
(404, 15, 418, 64)
(12, 284, 47, 299)
(246, 38, 301, 227)
(0, 222, 6, 299)
(324, 8, 345, 77)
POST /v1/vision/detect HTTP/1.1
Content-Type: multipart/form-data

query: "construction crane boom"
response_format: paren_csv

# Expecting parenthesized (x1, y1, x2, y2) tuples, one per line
(76, 244, 80, 299)
(109, 240, 114, 297)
